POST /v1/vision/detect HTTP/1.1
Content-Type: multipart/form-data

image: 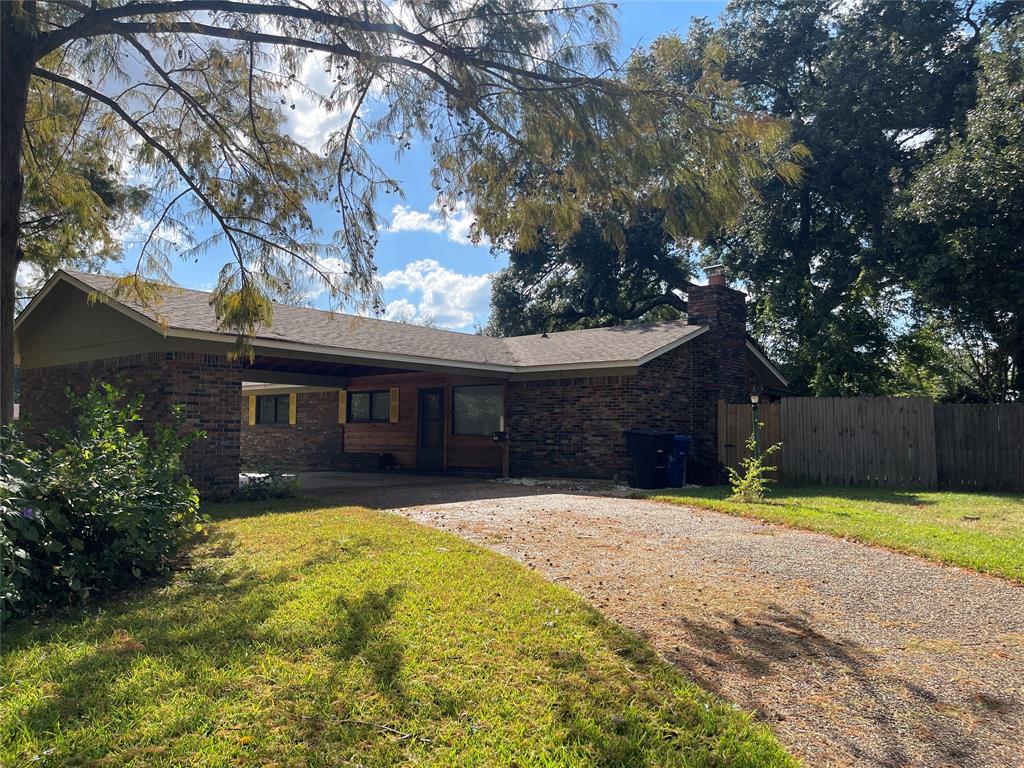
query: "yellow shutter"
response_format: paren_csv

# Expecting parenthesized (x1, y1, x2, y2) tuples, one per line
(288, 393, 297, 425)
(248, 395, 256, 425)
(338, 389, 347, 424)
(389, 387, 399, 423)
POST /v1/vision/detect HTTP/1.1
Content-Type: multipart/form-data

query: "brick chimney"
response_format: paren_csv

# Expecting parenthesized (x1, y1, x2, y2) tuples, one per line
(687, 266, 748, 405)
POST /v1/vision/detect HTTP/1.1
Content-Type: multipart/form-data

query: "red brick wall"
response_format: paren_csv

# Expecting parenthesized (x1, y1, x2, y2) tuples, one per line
(240, 391, 343, 471)
(634, 339, 719, 483)
(506, 285, 749, 484)
(21, 352, 242, 497)
(507, 375, 637, 480)
(683, 282, 750, 480)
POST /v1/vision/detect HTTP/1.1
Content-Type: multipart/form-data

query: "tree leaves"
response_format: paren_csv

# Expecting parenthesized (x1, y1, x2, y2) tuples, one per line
(899, 18, 1024, 401)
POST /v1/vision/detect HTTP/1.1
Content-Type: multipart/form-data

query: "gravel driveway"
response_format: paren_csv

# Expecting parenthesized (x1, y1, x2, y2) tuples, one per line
(380, 486, 1024, 768)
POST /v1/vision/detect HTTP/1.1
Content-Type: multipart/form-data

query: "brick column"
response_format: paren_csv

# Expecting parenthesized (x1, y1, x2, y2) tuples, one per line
(687, 279, 748, 405)
(162, 352, 242, 498)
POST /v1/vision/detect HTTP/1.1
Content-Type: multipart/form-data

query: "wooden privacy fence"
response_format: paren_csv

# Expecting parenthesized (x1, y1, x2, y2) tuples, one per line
(934, 403, 1024, 491)
(718, 397, 1024, 491)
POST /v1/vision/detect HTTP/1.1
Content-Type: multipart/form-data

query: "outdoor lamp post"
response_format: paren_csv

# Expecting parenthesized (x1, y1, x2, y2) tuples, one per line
(750, 389, 762, 456)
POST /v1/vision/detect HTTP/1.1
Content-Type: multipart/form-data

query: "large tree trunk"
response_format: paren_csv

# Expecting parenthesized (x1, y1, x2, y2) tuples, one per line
(0, 6, 35, 426)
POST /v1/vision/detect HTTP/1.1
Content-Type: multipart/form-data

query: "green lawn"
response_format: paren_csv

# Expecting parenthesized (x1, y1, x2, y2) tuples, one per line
(644, 486, 1024, 582)
(1, 499, 794, 768)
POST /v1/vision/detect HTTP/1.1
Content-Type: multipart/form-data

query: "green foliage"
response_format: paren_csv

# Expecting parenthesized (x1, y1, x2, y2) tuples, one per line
(725, 426, 781, 502)
(901, 19, 1024, 401)
(485, 30, 803, 337)
(5, 1, 800, 350)
(487, 208, 688, 336)
(17, 63, 150, 295)
(473, 33, 802, 258)
(235, 472, 300, 501)
(702, 0, 1021, 396)
(0, 383, 204, 619)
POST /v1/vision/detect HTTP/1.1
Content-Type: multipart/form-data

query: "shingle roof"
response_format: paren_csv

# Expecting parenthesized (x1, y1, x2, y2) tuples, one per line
(59, 270, 707, 371)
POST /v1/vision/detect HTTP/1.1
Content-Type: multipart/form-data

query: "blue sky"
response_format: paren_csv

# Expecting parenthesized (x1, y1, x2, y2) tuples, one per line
(77, 1, 728, 331)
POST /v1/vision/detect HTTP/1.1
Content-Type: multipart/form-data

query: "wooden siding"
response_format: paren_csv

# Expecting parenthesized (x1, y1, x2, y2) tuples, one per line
(339, 371, 506, 474)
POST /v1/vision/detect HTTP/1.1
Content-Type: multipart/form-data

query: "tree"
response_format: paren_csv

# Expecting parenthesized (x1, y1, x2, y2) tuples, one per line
(900, 19, 1024, 401)
(485, 32, 801, 337)
(387, 304, 441, 329)
(701, 0, 1012, 395)
(17, 73, 150, 298)
(0, 1, 794, 424)
(487, 207, 688, 336)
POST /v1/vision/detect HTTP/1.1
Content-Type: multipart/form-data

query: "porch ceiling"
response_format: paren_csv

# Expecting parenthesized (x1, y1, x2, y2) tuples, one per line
(241, 354, 413, 386)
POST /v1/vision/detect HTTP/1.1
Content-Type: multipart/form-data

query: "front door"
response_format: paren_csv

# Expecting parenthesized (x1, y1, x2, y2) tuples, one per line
(417, 388, 444, 471)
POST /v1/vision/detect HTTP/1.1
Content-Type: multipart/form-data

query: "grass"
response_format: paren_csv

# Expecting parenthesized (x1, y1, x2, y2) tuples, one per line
(1, 498, 795, 768)
(643, 486, 1024, 582)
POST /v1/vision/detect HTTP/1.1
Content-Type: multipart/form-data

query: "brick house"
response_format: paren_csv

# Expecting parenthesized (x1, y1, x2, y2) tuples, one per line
(15, 269, 787, 496)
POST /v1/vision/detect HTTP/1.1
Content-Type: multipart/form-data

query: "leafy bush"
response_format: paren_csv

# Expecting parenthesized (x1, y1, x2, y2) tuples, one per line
(726, 425, 781, 503)
(1, 383, 205, 620)
(237, 472, 299, 500)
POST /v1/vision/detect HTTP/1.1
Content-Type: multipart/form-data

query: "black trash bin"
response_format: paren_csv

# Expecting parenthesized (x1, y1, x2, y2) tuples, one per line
(667, 434, 692, 487)
(623, 428, 676, 488)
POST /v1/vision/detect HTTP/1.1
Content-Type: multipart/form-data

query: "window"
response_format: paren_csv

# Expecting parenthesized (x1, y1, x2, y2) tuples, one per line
(348, 390, 391, 423)
(256, 394, 290, 425)
(453, 384, 503, 435)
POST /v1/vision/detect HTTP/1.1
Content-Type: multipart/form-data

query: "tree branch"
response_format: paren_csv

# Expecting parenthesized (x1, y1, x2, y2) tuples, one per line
(32, 66, 246, 267)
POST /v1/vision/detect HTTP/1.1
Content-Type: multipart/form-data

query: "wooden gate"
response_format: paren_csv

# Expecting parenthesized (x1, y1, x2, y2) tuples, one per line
(717, 400, 783, 481)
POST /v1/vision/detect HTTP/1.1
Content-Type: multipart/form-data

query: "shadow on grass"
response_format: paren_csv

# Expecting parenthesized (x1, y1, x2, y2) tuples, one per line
(203, 494, 348, 522)
(11, 545, 288, 741)
(332, 584, 406, 700)
(4, 508, 794, 767)
(3, 522, 409, 745)
(540, 605, 748, 768)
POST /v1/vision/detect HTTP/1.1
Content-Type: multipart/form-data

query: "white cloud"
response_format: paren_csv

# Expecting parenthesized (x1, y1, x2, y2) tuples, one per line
(284, 51, 354, 152)
(387, 200, 482, 245)
(382, 297, 420, 322)
(16, 262, 44, 296)
(389, 204, 445, 234)
(379, 258, 491, 330)
(109, 212, 187, 250)
(299, 256, 352, 300)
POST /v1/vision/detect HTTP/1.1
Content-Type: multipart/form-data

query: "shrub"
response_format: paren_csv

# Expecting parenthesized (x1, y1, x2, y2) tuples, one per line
(236, 472, 299, 500)
(1, 383, 205, 620)
(726, 425, 781, 503)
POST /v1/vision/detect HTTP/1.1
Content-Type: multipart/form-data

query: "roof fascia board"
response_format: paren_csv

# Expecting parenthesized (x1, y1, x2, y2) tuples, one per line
(241, 383, 341, 395)
(746, 340, 789, 386)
